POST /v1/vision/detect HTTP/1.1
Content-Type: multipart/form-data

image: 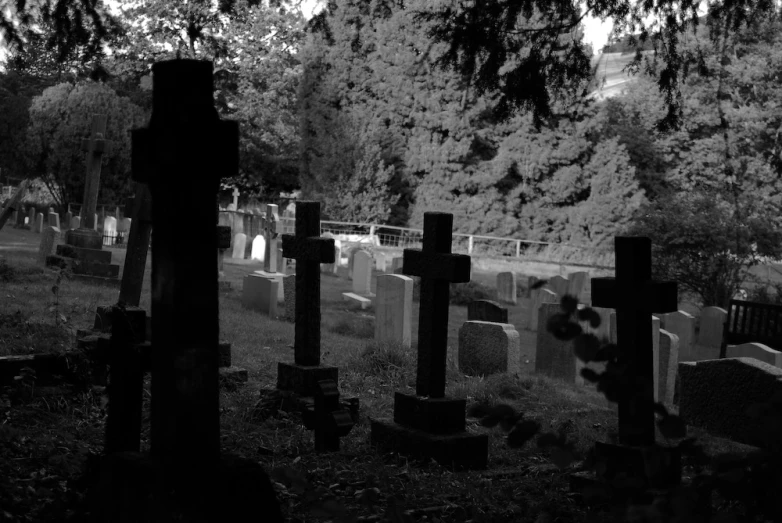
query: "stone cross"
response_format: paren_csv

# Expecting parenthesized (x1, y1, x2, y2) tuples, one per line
(118, 183, 153, 308)
(130, 60, 239, 492)
(262, 204, 283, 273)
(402, 212, 471, 398)
(232, 186, 240, 208)
(80, 115, 111, 231)
(280, 201, 335, 368)
(314, 379, 354, 452)
(591, 237, 678, 447)
(0, 179, 31, 231)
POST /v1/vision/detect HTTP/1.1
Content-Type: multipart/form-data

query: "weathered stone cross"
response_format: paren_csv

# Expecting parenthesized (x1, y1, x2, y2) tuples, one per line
(261, 204, 283, 274)
(232, 186, 240, 208)
(277, 201, 336, 396)
(130, 59, 238, 487)
(118, 183, 152, 308)
(80, 115, 111, 231)
(403, 212, 471, 397)
(591, 236, 678, 447)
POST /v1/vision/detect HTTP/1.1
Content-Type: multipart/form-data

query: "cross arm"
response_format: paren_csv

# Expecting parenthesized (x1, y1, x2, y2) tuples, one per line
(402, 249, 471, 283)
(591, 277, 678, 313)
(282, 235, 335, 263)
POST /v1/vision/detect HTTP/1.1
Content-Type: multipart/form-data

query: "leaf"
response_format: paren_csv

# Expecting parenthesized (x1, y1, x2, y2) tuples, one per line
(573, 334, 600, 362)
(560, 294, 578, 314)
(576, 307, 601, 328)
(580, 368, 600, 383)
(546, 313, 582, 341)
(51, 285, 58, 294)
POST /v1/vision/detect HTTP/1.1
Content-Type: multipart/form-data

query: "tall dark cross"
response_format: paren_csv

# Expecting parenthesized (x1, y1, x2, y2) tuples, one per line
(80, 115, 111, 231)
(130, 60, 239, 488)
(118, 183, 152, 307)
(402, 213, 471, 398)
(591, 237, 678, 447)
(281, 201, 335, 366)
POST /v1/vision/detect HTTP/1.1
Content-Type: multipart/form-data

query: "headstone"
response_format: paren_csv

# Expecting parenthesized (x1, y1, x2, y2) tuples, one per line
(321, 245, 339, 274)
(28, 207, 36, 228)
(103, 216, 117, 245)
(661, 310, 696, 362)
(70, 216, 81, 229)
(347, 246, 367, 278)
(37, 226, 61, 264)
(390, 256, 404, 274)
(227, 203, 237, 212)
(261, 204, 283, 273)
(118, 217, 132, 234)
(547, 275, 569, 298)
(566, 271, 590, 304)
(282, 274, 296, 322)
(590, 237, 678, 446)
(696, 306, 728, 349)
(251, 234, 265, 261)
(467, 300, 508, 323)
(535, 303, 605, 385)
(78, 115, 111, 234)
(34, 212, 44, 233)
(89, 59, 284, 522)
(371, 212, 488, 470)
(459, 321, 520, 376)
(242, 274, 279, 316)
(352, 250, 373, 295)
(528, 288, 558, 332)
(232, 233, 247, 259)
(277, 201, 338, 395)
(64, 211, 73, 230)
(374, 274, 413, 348)
(678, 358, 782, 450)
(232, 187, 240, 209)
(496, 271, 517, 304)
(14, 208, 25, 228)
(47, 212, 60, 228)
(725, 342, 782, 368)
(375, 252, 387, 272)
(527, 276, 540, 299)
(657, 329, 679, 405)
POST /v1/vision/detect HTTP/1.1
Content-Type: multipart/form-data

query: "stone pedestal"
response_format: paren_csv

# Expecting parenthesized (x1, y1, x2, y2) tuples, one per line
(276, 362, 339, 397)
(569, 442, 682, 504)
(88, 452, 283, 523)
(46, 228, 120, 285)
(370, 392, 489, 470)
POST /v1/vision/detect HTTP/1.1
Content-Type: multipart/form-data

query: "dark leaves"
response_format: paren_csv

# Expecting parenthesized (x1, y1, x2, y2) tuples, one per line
(573, 333, 600, 363)
(507, 419, 541, 448)
(547, 313, 582, 341)
(576, 307, 601, 328)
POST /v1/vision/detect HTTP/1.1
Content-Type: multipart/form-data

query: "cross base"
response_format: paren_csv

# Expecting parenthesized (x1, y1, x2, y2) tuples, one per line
(257, 388, 360, 428)
(65, 227, 103, 250)
(393, 392, 467, 433)
(276, 362, 338, 397)
(569, 442, 682, 504)
(87, 451, 283, 523)
(370, 417, 488, 470)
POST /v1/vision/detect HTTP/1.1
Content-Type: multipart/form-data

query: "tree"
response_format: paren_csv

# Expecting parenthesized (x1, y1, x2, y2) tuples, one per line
(23, 80, 147, 207)
(110, 0, 306, 197)
(625, 188, 782, 308)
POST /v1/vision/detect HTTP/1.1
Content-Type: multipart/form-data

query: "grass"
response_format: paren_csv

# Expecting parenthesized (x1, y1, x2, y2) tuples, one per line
(0, 225, 771, 522)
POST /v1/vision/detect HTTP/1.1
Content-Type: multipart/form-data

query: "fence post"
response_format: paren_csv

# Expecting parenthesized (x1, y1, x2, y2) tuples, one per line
(516, 240, 521, 258)
(468, 235, 474, 254)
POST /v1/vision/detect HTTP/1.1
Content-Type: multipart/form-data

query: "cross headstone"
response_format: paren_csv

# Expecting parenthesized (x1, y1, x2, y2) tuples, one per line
(128, 59, 241, 506)
(370, 212, 488, 470)
(313, 379, 355, 452)
(261, 204, 283, 274)
(79, 115, 111, 232)
(277, 201, 337, 395)
(591, 237, 678, 447)
(232, 187, 240, 209)
(118, 184, 153, 308)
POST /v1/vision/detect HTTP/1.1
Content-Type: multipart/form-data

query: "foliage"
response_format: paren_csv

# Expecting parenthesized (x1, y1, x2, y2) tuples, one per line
(471, 290, 782, 520)
(625, 189, 782, 308)
(111, 0, 307, 198)
(415, 0, 780, 131)
(22, 80, 147, 207)
(300, 0, 644, 246)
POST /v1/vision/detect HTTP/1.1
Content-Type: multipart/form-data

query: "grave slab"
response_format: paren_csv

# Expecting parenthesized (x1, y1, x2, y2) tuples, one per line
(496, 271, 517, 304)
(242, 274, 280, 316)
(374, 274, 412, 348)
(725, 342, 782, 368)
(467, 299, 508, 323)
